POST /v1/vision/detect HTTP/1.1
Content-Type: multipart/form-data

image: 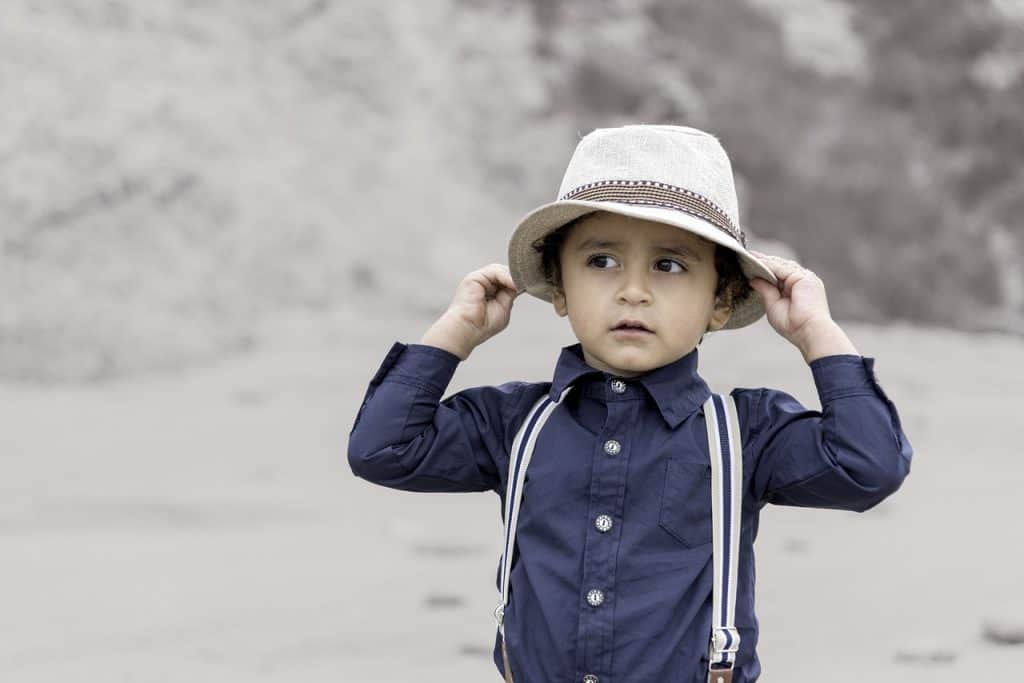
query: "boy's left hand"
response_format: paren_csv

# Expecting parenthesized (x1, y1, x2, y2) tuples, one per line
(746, 250, 836, 349)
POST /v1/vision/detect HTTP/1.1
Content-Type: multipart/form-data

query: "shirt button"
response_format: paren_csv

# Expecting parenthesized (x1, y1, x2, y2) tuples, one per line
(583, 675, 600, 683)
(586, 588, 605, 607)
(603, 439, 621, 456)
(609, 379, 626, 393)
(595, 514, 613, 532)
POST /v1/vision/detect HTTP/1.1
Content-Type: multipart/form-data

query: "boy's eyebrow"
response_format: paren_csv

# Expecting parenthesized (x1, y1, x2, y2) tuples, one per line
(575, 238, 702, 262)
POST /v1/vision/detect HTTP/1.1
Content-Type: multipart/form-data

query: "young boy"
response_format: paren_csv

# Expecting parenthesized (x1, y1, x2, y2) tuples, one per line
(347, 125, 913, 683)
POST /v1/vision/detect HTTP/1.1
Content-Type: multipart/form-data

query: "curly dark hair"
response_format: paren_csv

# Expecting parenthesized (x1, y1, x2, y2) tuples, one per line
(531, 213, 755, 337)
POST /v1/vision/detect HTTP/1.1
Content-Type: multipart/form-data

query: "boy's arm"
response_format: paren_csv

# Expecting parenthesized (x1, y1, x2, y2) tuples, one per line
(347, 341, 526, 493)
(747, 353, 913, 512)
(347, 263, 525, 494)
(744, 251, 913, 511)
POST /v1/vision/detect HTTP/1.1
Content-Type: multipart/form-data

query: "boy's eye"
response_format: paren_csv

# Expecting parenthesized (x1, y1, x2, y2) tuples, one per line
(589, 255, 684, 272)
(656, 258, 686, 273)
(588, 254, 619, 269)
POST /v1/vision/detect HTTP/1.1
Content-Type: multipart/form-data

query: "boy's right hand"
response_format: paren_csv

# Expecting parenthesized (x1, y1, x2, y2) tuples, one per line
(420, 264, 523, 360)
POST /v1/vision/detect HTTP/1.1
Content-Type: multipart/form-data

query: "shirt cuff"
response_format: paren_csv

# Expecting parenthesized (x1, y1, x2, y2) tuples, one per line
(808, 354, 882, 404)
(369, 341, 462, 396)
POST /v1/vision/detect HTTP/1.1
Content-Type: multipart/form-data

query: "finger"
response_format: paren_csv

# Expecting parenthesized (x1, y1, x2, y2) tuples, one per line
(479, 264, 513, 291)
(489, 266, 520, 299)
(764, 256, 804, 284)
(477, 264, 512, 290)
(490, 265, 521, 296)
(469, 270, 500, 298)
(753, 254, 814, 299)
(495, 288, 513, 309)
(501, 270, 519, 294)
(781, 268, 810, 299)
(466, 272, 501, 301)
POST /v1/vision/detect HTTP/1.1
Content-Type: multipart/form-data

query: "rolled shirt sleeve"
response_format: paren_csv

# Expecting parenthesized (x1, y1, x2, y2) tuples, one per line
(347, 341, 525, 493)
(749, 354, 914, 512)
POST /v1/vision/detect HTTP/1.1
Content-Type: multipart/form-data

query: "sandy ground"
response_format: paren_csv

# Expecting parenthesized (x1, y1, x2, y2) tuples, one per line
(3, 297, 1024, 682)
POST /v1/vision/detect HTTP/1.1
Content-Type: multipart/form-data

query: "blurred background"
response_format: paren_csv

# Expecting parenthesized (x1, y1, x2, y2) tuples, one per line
(2, 1, 1023, 681)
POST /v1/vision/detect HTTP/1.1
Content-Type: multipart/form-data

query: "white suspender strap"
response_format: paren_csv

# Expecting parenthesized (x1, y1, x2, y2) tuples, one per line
(494, 386, 574, 634)
(704, 392, 743, 683)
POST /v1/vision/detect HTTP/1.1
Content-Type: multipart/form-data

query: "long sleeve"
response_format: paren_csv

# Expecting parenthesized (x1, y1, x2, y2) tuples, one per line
(347, 341, 527, 493)
(748, 354, 913, 512)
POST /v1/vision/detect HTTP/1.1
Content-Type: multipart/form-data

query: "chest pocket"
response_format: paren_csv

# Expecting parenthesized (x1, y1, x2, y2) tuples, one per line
(658, 456, 713, 548)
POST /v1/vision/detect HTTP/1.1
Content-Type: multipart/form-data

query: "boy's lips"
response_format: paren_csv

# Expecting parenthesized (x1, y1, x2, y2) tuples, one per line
(611, 319, 653, 332)
(611, 328, 653, 339)
(611, 319, 655, 338)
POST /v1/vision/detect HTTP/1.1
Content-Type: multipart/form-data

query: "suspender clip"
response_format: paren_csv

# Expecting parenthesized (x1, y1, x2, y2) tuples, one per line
(706, 663, 734, 683)
(710, 626, 741, 654)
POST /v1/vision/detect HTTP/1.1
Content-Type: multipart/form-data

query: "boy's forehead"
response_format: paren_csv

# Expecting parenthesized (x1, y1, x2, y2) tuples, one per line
(570, 213, 710, 250)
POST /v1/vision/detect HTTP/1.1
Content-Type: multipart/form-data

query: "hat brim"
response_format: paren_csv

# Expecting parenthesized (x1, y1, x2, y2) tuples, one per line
(507, 200, 779, 331)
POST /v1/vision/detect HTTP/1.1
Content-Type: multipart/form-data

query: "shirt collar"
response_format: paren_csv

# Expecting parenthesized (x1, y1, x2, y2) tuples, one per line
(548, 342, 711, 429)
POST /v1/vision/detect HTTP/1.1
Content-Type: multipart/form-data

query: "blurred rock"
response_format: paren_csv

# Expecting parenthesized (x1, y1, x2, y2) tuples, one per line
(411, 543, 486, 557)
(423, 593, 466, 609)
(458, 642, 493, 658)
(982, 618, 1024, 646)
(782, 537, 809, 554)
(350, 262, 377, 292)
(891, 639, 957, 665)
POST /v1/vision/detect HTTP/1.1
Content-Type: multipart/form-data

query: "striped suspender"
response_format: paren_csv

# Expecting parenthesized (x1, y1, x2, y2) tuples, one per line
(704, 392, 743, 683)
(495, 385, 574, 628)
(494, 386, 574, 683)
(492, 390, 743, 683)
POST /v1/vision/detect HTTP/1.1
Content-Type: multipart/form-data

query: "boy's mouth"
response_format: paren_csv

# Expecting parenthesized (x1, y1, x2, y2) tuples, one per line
(611, 319, 654, 334)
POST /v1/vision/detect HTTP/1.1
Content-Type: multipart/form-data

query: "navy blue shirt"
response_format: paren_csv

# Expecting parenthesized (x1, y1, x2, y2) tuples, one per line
(347, 341, 913, 683)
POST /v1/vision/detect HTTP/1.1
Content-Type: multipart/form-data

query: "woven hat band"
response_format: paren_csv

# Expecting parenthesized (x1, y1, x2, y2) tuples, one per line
(559, 179, 746, 247)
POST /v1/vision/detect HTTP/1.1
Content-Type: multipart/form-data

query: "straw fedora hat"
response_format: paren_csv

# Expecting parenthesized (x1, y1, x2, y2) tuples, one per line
(507, 124, 779, 331)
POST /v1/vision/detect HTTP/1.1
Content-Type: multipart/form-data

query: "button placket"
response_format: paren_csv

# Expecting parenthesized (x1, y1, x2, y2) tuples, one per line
(580, 397, 637, 677)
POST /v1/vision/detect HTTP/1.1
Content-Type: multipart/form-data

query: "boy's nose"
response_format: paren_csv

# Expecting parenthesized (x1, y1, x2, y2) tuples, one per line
(617, 271, 652, 304)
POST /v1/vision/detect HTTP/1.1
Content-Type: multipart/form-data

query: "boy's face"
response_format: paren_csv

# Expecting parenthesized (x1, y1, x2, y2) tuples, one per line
(551, 211, 732, 377)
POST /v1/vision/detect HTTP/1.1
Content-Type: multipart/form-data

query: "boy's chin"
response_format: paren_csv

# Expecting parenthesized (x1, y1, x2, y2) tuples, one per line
(582, 344, 662, 375)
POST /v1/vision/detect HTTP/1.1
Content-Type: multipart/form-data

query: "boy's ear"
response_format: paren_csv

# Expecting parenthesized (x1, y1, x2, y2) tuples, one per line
(707, 294, 732, 331)
(552, 286, 568, 317)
